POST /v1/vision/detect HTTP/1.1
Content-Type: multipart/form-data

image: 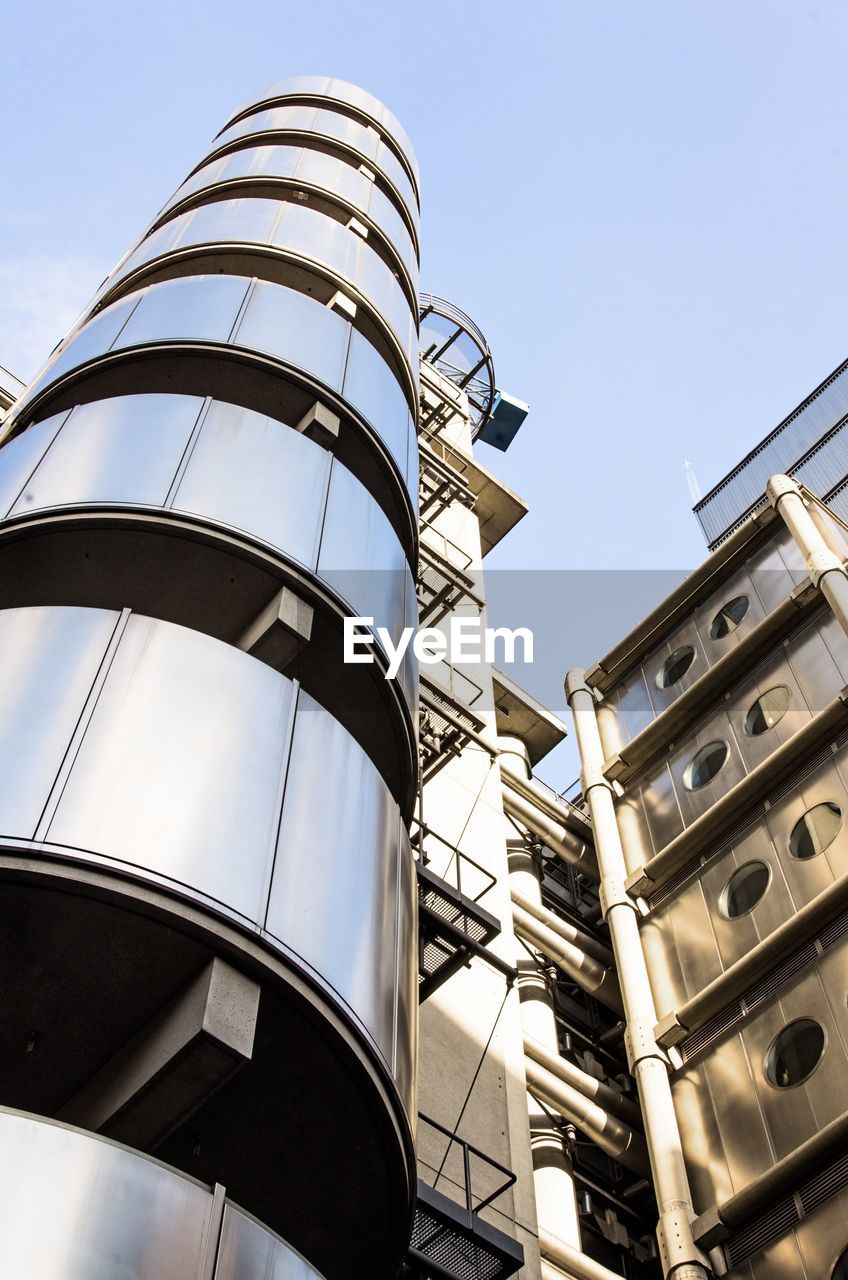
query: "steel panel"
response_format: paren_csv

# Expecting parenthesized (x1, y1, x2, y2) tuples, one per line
(215, 1204, 321, 1280)
(48, 614, 295, 923)
(394, 828, 418, 1121)
(35, 294, 140, 388)
(0, 606, 119, 839)
(235, 278, 348, 391)
(267, 689, 401, 1071)
(10, 395, 203, 514)
(0, 1109, 211, 1280)
(318, 458, 410, 647)
(693, 1034, 773, 1195)
(635, 761, 685, 852)
(172, 401, 330, 570)
(118, 274, 250, 346)
(0, 411, 68, 516)
(343, 326, 415, 465)
(672, 1070, 734, 1210)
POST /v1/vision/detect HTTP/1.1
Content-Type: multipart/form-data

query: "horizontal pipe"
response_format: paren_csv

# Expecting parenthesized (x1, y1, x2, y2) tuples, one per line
(510, 885, 614, 967)
(524, 1035, 642, 1129)
(500, 755, 593, 842)
(694, 1108, 848, 1248)
(657, 872, 848, 1047)
(540, 1230, 634, 1280)
(523, 1056, 650, 1176)
(513, 903, 623, 1013)
(503, 783, 598, 877)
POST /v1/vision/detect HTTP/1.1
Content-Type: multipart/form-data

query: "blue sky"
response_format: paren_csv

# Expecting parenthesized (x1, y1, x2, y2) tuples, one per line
(2, 0, 846, 780)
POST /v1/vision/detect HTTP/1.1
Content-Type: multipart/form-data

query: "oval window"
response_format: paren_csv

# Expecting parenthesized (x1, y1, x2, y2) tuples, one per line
(656, 645, 696, 690)
(832, 1247, 848, 1280)
(788, 802, 843, 860)
(765, 1019, 825, 1088)
(683, 741, 728, 791)
(744, 686, 791, 736)
(719, 861, 770, 918)
(710, 594, 750, 639)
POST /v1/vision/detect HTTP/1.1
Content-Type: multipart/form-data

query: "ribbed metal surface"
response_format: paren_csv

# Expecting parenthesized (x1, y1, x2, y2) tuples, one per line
(695, 359, 848, 546)
(724, 1147, 848, 1267)
(410, 1204, 516, 1280)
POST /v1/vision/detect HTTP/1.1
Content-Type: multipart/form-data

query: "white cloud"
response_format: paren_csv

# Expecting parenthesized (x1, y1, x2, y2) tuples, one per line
(0, 253, 108, 385)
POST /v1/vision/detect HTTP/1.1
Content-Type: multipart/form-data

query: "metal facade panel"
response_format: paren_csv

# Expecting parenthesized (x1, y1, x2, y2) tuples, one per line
(172, 401, 330, 570)
(0, 411, 68, 515)
(215, 1204, 321, 1280)
(118, 274, 251, 346)
(10, 395, 203, 514)
(234, 277, 348, 391)
(0, 1109, 212, 1280)
(0, 606, 119, 839)
(48, 614, 295, 923)
(267, 690, 401, 1073)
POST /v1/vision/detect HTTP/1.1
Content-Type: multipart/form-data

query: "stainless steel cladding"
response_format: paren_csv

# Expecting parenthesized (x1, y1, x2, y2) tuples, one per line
(592, 506, 848, 1278)
(0, 79, 420, 1280)
(0, 1108, 326, 1280)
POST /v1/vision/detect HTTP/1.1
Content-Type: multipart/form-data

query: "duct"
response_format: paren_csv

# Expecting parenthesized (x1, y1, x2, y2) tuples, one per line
(512, 902, 622, 1013)
(540, 1230, 638, 1280)
(503, 782, 598, 876)
(510, 885, 614, 967)
(565, 670, 709, 1280)
(500, 751, 593, 843)
(768, 473, 848, 638)
(523, 1055, 649, 1176)
(523, 1035, 643, 1129)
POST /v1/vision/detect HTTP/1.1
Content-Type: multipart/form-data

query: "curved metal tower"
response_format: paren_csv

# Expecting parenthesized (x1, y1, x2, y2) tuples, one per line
(0, 76, 419, 1280)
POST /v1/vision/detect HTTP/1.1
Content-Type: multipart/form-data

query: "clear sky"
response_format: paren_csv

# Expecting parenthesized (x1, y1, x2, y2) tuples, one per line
(2, 0, 846, 781)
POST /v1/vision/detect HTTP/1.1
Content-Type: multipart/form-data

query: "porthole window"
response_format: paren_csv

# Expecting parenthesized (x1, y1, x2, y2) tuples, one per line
(743, 686, 791, 736)
(719, 861, 770, 918)
(788, 802, 843, 860)
(683, 740, 728, 791)
(765, 1018, 825, 1088)
(656, 645, 696, 690)
(832, 1246, 848, 1280)
(710, 594, 750, 639)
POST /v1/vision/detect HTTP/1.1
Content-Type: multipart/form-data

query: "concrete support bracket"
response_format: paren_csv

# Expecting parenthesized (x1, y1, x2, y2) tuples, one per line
(236, 585, 314, 670)
(327, 290, 357, 319)
(296, 400, 340, 448)
(58, 957, 260, 1149)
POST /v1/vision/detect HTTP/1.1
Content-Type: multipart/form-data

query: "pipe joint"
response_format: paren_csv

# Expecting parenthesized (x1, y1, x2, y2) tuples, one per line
(565, 669, 594, 704)
(766, 473, 803, 509)
(807, 545, 845, 588)
(656, 1203, 711, 1278)
(581, 760, 612, 795)
(599, 872, 631, 918)
(624, 1013, 663, 1072)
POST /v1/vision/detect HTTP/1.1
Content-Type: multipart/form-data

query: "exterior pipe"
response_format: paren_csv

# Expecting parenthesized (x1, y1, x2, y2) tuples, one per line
(503, 782, 598, 876)
(566, 670, 710, 1280)
(510, 885, 614, 967)
(512, 902, 623, 1013)
(523, 1055, 650, 1176)
(500, 752, 593, 842)
(524, 1034, 643, 1129)
(540, 1229, 641, 1280)
(768, 473, 848, 637)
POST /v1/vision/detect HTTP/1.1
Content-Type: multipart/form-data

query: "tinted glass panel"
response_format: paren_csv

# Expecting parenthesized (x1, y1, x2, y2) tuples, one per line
(765, 1019, 825, 1087)
(683, 740, 728, 790)
(656, 645, 695, 689)
(710, 594, 750, 638)
(743, 686, 791, 736)
(788, 802, 843, 859)
(719, 861, 770, 918)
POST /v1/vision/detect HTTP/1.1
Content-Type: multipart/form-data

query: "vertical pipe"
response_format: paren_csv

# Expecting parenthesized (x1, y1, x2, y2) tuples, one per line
(502, 736, 583, 1258)
(565, 672, 710, 1280)
(767, 474, 848, 635)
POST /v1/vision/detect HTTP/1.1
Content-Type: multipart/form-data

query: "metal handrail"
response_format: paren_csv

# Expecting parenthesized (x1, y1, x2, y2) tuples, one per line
(418, 1112, 517, 1214)
(413, 821, 497, 905)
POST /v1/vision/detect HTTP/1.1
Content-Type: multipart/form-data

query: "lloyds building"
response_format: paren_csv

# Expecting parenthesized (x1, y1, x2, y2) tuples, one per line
(2, 73, 847, 1280)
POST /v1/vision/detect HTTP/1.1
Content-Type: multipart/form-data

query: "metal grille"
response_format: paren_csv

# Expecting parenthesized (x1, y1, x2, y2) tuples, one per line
(417, 864, 501, 1001)
(410, 1204, 508, 1280)
(680, 906, 848, 1063)
(724, 1147, 848, 1267)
